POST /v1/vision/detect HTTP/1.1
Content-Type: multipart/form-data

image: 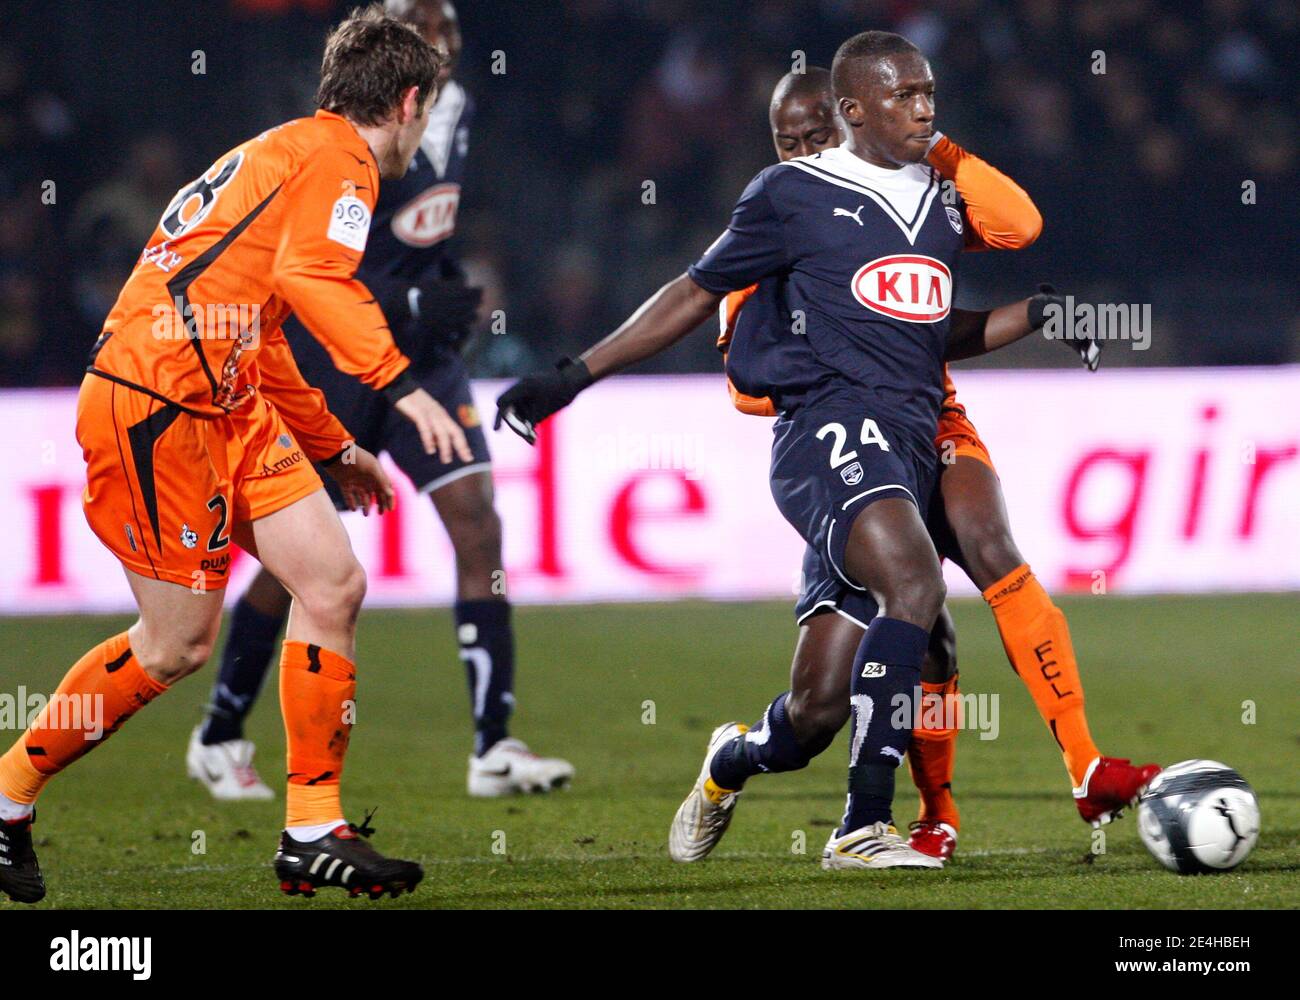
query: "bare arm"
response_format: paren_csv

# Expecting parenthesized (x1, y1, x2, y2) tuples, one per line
(947, 288, 1102, 370)
(945, 300, 1033, 361)
(494, 273, 725, 442)
(579, 273, 723, 379)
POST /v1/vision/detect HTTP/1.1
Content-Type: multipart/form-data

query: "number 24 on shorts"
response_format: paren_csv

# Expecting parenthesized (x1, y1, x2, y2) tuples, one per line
(816, 418, 892, 469)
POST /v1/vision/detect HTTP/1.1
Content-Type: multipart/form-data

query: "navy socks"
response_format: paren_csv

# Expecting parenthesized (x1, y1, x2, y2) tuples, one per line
(455, 599, 516, 756)
(709, 692, 820, 789)
(840, 617, 929, 835)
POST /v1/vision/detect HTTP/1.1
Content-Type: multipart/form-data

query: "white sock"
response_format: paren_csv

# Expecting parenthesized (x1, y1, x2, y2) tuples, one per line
(0, 791, 34, 822)
(285, 818, 345, 842)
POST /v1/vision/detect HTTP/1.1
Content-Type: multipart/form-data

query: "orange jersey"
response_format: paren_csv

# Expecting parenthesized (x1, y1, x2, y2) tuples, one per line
(715, 284, 777, 416)
(90, 110, 411, 461)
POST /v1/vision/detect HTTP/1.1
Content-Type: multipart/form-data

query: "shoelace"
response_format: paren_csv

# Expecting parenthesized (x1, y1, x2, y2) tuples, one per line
(698, 793, 736, 834)
(350, 807, 378, 839)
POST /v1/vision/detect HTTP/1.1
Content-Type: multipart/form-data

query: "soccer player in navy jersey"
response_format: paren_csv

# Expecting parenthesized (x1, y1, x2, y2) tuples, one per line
(187, 0, 573, 802)
(695, 67, 1156, 865)
(498, 31, 1156, 870)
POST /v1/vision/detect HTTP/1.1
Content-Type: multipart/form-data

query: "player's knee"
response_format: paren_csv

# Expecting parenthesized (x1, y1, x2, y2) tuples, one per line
(135, 629, 216, 684)
(881, 571, 946, 629)
(297, 557, 367, 627)
(334, 559, 368, 620)
(446, 502, 502, 566)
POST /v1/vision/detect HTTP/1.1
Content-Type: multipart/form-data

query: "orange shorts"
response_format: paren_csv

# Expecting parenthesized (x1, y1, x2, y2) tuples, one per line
(934, 404, 995, 471)
(76, 374, 322, 589)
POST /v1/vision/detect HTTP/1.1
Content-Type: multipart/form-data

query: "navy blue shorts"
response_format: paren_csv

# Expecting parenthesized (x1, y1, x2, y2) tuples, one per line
(283, 319, 491, 501)
(773, 389, 938, 625)
(793, 451, 964, 628)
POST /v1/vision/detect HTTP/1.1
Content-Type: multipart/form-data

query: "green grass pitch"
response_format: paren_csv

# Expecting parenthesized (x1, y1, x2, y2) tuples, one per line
(5, 593, 1297, 909)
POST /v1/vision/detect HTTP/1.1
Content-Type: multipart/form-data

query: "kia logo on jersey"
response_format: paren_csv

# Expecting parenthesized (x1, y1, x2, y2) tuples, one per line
(391, 183, 461, 247)
(851, 254, 952, 323)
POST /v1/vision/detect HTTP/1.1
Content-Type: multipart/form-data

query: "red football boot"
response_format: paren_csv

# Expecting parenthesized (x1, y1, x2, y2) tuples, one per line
(1074, 756, 1161, 827)
(908, 821, 958, 860)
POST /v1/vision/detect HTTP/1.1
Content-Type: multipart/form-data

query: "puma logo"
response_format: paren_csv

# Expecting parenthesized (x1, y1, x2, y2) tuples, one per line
(834, 205, 865, 226)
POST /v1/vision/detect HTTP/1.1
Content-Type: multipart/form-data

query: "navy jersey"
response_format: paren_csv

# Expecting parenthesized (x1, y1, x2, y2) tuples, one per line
(723, 275, 835, 413)
(362, 79, 473, 287)
(689, 146, 966, 442)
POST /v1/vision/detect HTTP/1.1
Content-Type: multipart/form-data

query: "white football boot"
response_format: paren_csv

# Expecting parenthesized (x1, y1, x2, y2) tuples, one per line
(668, 722, 748, 862)
(185, 726, 274, 801)
(821, 821, 944, 870)
(467, 737, 575, 797)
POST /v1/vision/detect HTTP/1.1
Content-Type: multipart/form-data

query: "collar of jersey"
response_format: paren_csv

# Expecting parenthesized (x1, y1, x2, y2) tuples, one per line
(419, 79, 467, 178)
(782, 146, 939, 245)
(314, 109, 380, 173)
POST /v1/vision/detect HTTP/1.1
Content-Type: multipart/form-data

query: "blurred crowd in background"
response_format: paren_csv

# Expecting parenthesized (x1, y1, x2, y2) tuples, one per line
(1, 0, 1296, 387)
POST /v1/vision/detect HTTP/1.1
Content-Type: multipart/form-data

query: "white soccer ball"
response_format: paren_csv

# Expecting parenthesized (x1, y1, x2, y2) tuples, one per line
(1137, 759, 1259, 874)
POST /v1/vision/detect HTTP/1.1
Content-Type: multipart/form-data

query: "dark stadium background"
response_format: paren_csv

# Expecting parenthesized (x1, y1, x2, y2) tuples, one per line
(1, 0, 1295, 388)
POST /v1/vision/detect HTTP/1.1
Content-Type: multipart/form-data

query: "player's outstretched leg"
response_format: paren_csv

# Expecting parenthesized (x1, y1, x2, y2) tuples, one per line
(250, 491, 423, 900)
(823, 497, 944, 871)
(187, 569, 289, 801)
(430, 471, 573, 796)
(906, 607, 960, 860)
(0, 570, 223, 903)
(668, 609, 859, 862)
(939, 456, 1159, 826)
(668, 722, 749, 862)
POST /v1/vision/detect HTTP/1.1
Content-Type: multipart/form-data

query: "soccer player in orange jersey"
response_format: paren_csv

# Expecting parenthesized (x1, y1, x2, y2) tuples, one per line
(701, 68, 1157, 862)
(0, 7, 472, 904)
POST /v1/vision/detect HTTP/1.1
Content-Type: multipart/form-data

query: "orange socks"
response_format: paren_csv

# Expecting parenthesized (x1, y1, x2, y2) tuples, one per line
(0, 633, 360, 834)
(280, 641, 355, 829)
(0, 632, 168, 807)
(907, 676, 960, 830)
(983, 564, 1100, 787)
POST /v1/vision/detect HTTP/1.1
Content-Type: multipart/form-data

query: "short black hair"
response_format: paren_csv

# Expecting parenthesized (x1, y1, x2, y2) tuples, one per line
(771, 66, 833, 109)
(316, 3, 442, 126)
(831, 30, 923, 97)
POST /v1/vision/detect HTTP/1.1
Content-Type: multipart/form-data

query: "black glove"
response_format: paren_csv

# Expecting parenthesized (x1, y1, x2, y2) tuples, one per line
(375, 275, 484, 358)
(1028, 283, 1102, 372)
(494, 357, 595, 444)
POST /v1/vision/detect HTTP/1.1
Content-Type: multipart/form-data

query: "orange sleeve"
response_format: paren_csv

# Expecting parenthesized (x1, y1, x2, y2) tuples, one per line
(716, 284, 758, 351)
(272, 144, 412, 393)
(255, 326, 354, 463)
(714, 283, 775, 417)
(927, 135, 1042, 251)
